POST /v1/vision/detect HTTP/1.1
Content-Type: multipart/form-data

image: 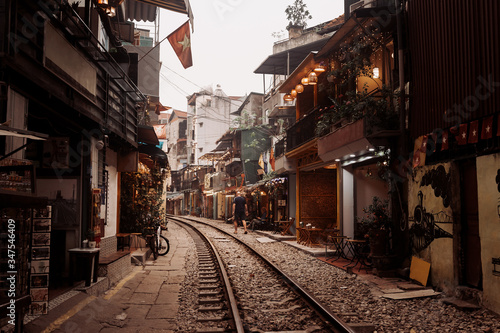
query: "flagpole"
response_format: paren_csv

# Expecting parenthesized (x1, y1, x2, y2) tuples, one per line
(139, 20, 190, 63)
(138, 34, 169, 63)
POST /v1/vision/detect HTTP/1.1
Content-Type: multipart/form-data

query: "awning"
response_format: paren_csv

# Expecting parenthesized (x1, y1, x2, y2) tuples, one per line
(0, 125, 49, 162)
(213, 140, 232, 152)
(138, 144, 168, 168)
(0, 125, 48, 141)
(199, 152, 224, 161)
(128, 0, 194, 26)
(278, 52, 317, 93)
(254, 38, 329, 75)
(316, 14, 373, 58)
(167, 193, 183, 200)
(138, 124, 159, 145)
(125, 0, 157, 22)
(268, 105, 295, 118)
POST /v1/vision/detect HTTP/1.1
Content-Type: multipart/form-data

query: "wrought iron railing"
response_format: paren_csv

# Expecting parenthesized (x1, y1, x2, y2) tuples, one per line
(3, 0, 145, 145)
(274, 138, 286, 157)
(286, 107, 322, 152)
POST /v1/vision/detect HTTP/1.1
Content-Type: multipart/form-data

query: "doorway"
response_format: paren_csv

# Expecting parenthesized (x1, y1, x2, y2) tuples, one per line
(460, 159, 482, 289)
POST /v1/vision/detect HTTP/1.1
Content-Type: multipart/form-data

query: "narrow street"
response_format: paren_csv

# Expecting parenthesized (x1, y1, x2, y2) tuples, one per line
(25, 223, 190, 333)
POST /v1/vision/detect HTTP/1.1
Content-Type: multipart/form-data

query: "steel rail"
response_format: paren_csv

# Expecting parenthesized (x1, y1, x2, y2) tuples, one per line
(171, 217, 245, 333)
(169, 215, 356, 333)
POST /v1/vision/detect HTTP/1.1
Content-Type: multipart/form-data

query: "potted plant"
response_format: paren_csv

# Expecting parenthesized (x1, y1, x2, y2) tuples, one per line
(86, 229, 96, 249)
(285, 0, 312, 38)
(358, 196, 391, 256)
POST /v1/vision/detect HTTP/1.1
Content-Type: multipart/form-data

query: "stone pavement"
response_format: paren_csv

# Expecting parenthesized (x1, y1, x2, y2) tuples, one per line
(24, 222, 191, 333)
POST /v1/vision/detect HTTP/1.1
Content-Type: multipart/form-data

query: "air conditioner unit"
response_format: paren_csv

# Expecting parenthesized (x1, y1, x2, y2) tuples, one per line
(350, 0, 374, 13)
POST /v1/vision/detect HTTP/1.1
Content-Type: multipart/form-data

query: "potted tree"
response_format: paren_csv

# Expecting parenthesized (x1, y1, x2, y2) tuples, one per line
(285, 0, 312, 38)
(358, 196, 391, 256)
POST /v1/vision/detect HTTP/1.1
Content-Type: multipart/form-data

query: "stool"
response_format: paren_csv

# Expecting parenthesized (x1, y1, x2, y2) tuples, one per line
(130, 233, 143, 250)
(116, 233, 130, 251)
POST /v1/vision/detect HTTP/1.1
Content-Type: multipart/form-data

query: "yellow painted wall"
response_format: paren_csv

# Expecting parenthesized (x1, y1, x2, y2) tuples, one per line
(408, 163, 455, 292)
(476, 153, 500, 314)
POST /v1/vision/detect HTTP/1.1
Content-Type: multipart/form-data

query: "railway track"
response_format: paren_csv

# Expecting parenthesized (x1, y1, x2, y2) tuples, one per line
(170, 215, 355, 333)
(174, 216, 244, 332)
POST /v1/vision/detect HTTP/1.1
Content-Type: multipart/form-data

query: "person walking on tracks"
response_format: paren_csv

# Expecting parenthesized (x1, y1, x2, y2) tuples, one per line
(232, 191, 248, 234)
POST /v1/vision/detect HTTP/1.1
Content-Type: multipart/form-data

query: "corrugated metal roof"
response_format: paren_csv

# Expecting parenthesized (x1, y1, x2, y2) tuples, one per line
(254, 39, 329, 75)
(125, 0, 193, 24)
(125, 0, 157, 22)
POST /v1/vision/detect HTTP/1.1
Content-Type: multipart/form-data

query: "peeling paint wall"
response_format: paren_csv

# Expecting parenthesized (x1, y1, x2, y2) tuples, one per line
(409, 163, 457, 291)
(477, 153, 500, 314)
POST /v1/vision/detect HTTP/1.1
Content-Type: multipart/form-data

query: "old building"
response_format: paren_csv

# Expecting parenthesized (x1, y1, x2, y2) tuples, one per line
(0, 0, 191, 327)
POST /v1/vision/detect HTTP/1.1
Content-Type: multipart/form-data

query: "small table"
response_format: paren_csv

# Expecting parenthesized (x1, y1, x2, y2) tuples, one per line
(343, 239, 370, 271)
(325, 235, 349, 261)
(277, 219, 294, 236)
(297, 227, 309, 245)
(116, 233, 130, 251)
(68, 248, 100, 287)
(307, 228, 323, 246)
(297, 227, 323, 247)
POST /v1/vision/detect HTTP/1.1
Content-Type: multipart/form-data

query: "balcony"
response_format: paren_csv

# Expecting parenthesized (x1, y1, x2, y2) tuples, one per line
(265, 92, 295, 119)
(317, 116, 399, 163)
(275, 138, 286, 158)
(286, 107, 323, 153)
(3, 1, 145, 146)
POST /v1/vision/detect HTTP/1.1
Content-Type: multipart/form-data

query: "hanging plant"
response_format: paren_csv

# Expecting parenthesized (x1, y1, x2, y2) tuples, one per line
(315, 34, 398, 137)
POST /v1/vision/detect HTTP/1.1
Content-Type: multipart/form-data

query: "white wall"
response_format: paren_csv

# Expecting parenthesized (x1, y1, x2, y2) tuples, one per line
(341, 167, 355, 238)
(105, 149, 118, 238)
(353, 164, 390, 219)
(190, 89, 243, 165)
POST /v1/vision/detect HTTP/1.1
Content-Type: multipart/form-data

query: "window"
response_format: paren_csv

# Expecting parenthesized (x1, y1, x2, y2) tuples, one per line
(5, 88, 28, 159)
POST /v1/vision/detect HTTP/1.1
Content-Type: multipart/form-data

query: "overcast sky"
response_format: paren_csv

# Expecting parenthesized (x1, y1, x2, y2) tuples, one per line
(141, 1, 345, 111)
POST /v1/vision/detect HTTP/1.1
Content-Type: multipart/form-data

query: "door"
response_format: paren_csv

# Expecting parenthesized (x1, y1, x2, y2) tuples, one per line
(461, 160, 482, 288)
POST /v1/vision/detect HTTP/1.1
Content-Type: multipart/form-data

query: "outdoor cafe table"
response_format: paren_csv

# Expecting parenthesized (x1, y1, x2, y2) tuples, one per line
(277, 218, 294, 236)
(343, 239, 370, 270)
(298, 227, 323, 247)
(325, 235, 349, 261)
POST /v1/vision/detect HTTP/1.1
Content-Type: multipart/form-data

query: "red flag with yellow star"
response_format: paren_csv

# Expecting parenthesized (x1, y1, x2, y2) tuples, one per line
(167, 21, 192, 69)
(468, 120, 479, 143)
(481, 116, 494, 140)
(456, 123, 468, 145)
(441, 129, 449, 151)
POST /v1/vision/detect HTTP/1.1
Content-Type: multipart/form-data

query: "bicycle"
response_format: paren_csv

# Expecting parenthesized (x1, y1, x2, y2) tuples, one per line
(142, 223, 170, 260)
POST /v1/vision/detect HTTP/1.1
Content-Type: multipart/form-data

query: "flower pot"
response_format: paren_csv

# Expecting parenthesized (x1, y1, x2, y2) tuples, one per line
(369, 229, 387, 256)
(88, 241, 96, 249)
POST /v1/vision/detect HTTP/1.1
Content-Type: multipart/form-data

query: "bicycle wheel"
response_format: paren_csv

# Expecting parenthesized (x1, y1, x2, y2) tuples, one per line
(157, 235, 169, 256)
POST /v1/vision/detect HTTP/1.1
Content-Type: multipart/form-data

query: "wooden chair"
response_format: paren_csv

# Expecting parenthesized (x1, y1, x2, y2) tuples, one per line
(297, 227, 309, 245)
(279, 217, 295, 236)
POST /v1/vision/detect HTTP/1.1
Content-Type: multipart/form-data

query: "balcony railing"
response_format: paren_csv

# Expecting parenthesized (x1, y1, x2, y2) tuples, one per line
(275, 138, 286, 158)
(3, 1, 145, 146)
(286, 107, 322, 152)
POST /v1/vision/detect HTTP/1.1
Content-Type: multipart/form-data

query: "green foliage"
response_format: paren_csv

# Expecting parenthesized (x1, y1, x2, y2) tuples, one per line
(357, 196, 391, 236)
(262, 171, 277, 182)
(285, 0, 312, 28)
(330, 35, 377, 86)
(119, 165, 166, 234)
(315, 34, 399, 137)
(232, 109, 273, 154)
